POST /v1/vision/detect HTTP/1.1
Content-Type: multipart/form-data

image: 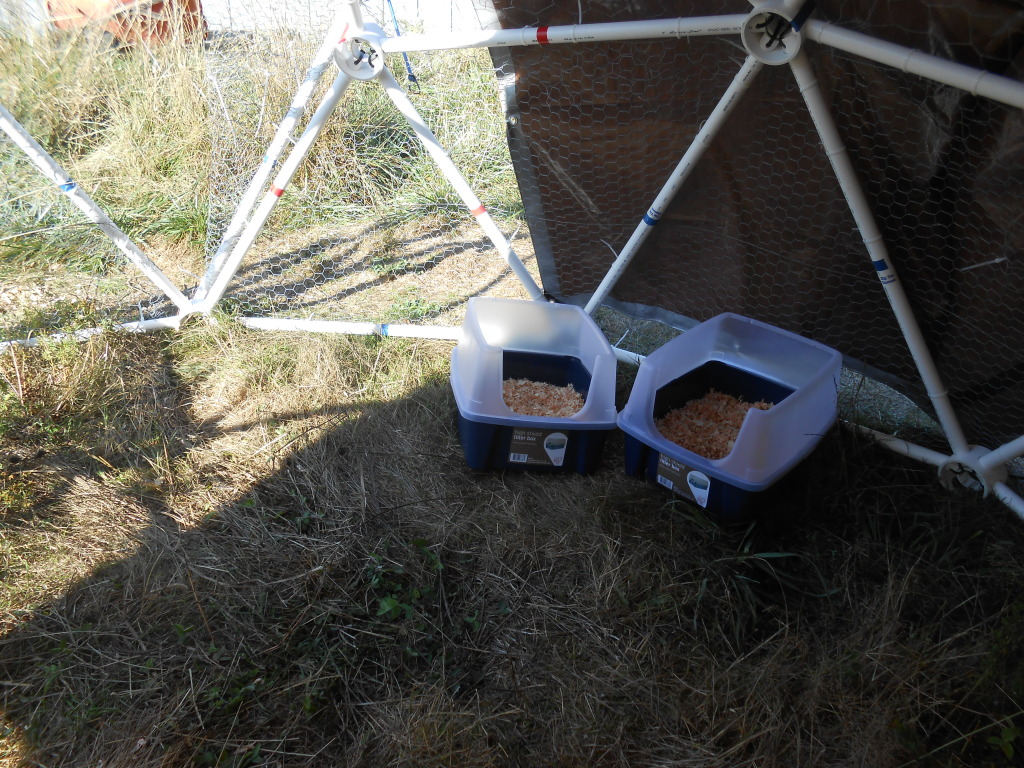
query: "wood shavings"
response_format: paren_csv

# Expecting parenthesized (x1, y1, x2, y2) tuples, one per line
(503, 378, 585, 418)
(656, 389, 773, 460)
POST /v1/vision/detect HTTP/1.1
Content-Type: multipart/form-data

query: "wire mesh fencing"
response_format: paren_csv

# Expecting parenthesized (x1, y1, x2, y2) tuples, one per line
(3, 0, 1024, 459)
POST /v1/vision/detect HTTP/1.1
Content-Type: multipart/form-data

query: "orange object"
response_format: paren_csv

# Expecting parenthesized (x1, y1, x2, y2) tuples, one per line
(48, 0, 206, 45)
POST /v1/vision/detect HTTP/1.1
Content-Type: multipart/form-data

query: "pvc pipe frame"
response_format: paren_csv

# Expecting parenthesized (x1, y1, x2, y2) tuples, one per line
(846, 423, 949, 467)
(788, 50, 971, 456)
(0, 316, 182, 353)
(197, 0, 543, 311)
(583, 54, 764, 314)
(379, 15, 748, 52)
(237, 316, 461, 339)
(196, 69, 356, 312)
(375, 15, 1024, 111)
(377, 68, 544, 301)
(802, 19, 1024, 110)
(3, 315, 646, 381)
(847, 423, 1024, 520)
(5, 10, 1024, 508)
(0, 104, 191, 313)
(193, 12, 353, 302)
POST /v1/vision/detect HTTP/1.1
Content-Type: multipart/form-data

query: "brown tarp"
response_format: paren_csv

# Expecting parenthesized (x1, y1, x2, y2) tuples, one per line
(489, 0, 1024, 448)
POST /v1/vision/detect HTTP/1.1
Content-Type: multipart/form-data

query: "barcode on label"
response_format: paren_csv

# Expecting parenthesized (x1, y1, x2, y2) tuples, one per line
(509, 453, 529, 463)
(657, 475, 674, 490)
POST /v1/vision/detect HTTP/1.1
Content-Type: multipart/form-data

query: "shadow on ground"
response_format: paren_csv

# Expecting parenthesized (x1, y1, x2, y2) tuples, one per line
(2, 334, 1024, 767)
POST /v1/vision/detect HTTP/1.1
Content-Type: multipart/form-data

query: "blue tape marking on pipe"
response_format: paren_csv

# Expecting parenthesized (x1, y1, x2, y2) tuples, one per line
(643, 207, 662, 227)
(380, 324, 390, 337)
(872, 258, 889, 272)
(59, 181, 76, 192)
(790, 0, 817, 31)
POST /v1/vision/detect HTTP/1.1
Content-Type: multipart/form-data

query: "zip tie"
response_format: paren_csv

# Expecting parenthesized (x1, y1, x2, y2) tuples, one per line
(959, 256, 1007, 272)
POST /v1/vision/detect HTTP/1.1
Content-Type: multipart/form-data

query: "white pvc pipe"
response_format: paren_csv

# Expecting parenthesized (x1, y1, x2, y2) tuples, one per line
(0, 104, 192, 312)
(196, 70, 354, 312)
(790, 51, 971, 457)
(980, 434, 1024, 472)
(236, 318, 649, 363)
(195, 14, 350, 302)
(845, 422, 949, 467)
(0, 315, 182, 352)
(378, 67, 545, 301)
(343, 0, 364, 29)
(379, 15, 747, 53)
(613, 346, 645, 366)
(236, 316, 461, 339)
(804, 19, 1024, 111)
(848, 423, 1024, 519)
(993, 481, 1024, 520)
(584, 55, 764, 315)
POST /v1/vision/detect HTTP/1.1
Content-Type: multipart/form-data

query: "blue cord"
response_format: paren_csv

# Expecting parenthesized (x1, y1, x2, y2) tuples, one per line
(384, 0, 419, 91)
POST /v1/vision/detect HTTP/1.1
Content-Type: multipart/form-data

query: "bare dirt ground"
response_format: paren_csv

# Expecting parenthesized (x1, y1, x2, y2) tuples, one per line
(219, 218, 540, 326)
(1, 219, 539, 340)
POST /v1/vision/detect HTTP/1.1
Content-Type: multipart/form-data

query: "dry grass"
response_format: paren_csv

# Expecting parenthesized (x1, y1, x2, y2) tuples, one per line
(1, 31, 529, 340)
(2, 16, 1023, 768)
(1, 321, 1023, 767)
(218, 218, 538, 326)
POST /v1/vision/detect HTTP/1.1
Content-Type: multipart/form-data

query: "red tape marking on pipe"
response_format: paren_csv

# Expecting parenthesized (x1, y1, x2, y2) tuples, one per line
(272, 186, 285, 197)
(537, 26, 549, 44)
(470, 205, 486, 217)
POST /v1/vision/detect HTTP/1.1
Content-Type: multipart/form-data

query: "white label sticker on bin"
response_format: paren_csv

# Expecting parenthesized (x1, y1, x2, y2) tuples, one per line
(509, 428, 569, 467)
(657, 456, 711, 508)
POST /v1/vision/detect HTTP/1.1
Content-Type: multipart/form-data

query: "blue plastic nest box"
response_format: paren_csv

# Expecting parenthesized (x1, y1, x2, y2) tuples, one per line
(451, 298, 618, 474)
(618, 313, 842, 522)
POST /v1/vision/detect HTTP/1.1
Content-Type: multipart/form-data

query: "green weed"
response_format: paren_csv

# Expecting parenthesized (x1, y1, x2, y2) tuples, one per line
(383, 290, 448, 322)
(988, 721, 1021, 761)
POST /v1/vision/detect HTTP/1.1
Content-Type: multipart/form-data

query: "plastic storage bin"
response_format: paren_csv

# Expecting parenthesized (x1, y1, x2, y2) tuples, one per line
(451, 297, 618, 474)
(618, 313, 842, 522)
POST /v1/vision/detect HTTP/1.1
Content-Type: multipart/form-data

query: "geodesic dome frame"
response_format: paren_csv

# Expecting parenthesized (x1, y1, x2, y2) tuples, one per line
(3, 0, 1024, 515)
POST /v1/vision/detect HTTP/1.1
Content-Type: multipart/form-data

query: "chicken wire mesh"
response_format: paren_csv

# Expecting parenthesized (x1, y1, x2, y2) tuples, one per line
(0, 23, 208, 340)
(2, 0, 1023, 459)
(483, 0, 1024, 452)
(199, 35, 536, 327)
(0, 145, 182, 340)
(201, 0, 536, 328)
